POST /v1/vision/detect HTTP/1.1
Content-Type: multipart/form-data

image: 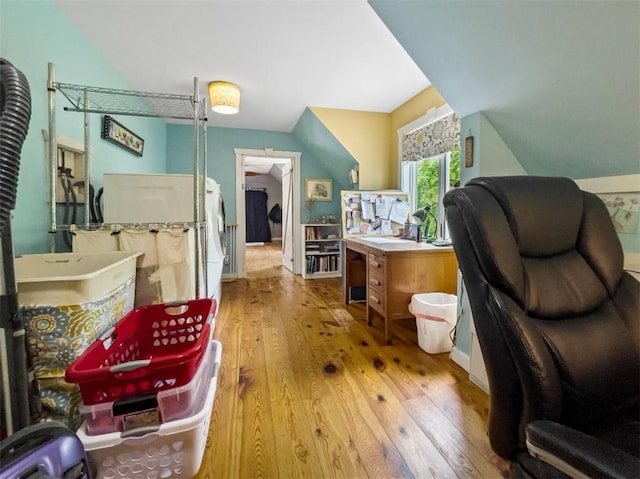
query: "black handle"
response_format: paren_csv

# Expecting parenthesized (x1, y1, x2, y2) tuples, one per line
(112, 394, 158, 416)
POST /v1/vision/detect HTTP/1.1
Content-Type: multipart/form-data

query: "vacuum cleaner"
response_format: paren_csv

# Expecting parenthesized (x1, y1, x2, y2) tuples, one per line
(0, 58, 36, 438)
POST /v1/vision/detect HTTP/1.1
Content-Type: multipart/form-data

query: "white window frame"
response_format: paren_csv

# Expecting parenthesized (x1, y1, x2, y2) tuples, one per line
(398, 104, 455, 240)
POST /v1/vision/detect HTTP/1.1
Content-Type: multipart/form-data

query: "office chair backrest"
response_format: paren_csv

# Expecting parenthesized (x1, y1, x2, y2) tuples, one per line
(443, 176, 639, 459)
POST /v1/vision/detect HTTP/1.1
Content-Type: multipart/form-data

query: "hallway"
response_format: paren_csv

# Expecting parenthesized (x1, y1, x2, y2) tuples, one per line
(245, 240, 289, 279)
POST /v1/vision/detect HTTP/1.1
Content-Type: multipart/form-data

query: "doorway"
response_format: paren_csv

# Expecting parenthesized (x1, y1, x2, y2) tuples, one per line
(234, 148, 301, 279)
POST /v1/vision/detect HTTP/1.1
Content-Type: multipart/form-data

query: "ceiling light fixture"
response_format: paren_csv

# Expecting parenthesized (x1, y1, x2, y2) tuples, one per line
(208, 81, 240, 114)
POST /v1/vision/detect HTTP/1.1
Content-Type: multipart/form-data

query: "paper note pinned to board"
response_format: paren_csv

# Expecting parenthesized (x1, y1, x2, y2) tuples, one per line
(375, 196, 393, 220)
(361, 201, 375, 220)
(389, 199, 411, 224)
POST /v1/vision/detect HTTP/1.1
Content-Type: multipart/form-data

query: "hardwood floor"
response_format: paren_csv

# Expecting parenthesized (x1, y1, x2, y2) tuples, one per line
(196, 242, 509, 478)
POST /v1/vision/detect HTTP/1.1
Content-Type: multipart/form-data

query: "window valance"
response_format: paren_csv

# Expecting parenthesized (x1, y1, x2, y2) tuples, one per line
(401, 113, 460, 162)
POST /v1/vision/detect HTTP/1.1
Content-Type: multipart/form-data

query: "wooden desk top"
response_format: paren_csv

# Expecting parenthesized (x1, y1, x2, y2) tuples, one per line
(343, 237, 454, 254)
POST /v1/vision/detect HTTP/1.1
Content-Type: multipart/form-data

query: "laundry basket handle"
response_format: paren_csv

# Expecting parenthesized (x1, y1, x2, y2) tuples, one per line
(109, 359, 151, 373)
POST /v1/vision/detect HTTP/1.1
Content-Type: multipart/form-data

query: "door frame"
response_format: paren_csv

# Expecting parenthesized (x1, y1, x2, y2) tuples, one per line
(280, 163, 294, 272)
(234, 148, 301, 278)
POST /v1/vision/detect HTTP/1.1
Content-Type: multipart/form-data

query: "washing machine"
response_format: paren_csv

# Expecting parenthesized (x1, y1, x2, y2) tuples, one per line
(204, 178, 226, 303)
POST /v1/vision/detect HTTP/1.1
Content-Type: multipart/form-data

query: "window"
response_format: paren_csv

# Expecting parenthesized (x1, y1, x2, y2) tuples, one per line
(398, 106, 460, 241)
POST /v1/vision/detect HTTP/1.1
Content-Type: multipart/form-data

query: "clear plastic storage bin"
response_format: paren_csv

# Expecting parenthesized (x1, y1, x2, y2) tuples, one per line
(79, 340, 221, 436)
(76, 342, 222, 479)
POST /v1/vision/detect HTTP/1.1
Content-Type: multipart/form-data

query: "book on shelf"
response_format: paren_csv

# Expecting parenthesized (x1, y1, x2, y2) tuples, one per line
(305, 255, 339, 274)
(305, 224, 341, 241)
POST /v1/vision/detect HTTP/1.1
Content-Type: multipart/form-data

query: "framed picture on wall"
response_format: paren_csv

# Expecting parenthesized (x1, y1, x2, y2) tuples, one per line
(101, 115, 144, 157)
(595, 191, 640, 234)
(465, 135, 474, 167)
(305, 178, 333, 201)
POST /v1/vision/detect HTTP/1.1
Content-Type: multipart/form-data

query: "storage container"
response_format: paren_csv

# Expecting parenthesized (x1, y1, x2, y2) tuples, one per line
(103, 173, 216, 224)
(80, 340, 221, 436)
(76, 353, 221, 479)
(14, 251, 140, 306)
(15, 251, 140, 425)
(410, 292, 457, 354)
(66, 298, 215, 405)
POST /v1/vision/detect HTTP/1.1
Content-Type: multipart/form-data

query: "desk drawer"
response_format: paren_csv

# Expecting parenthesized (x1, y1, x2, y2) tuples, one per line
(368, 253, 385, 275)
(368, 290, 385, 315)
(368, 271, 384, 291)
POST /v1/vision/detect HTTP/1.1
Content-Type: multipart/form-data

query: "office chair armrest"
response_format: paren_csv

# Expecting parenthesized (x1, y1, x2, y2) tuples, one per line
(526, 420, 640, 479)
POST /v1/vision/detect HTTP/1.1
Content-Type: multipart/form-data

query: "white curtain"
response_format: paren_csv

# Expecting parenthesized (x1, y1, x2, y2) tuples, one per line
(400, 161, 418, 212)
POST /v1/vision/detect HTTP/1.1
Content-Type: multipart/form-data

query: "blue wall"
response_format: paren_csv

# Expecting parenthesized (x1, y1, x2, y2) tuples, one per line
(369, 0, 639, 180)
(166, 109, 355, 224)
(293, 108, 357, 193)
(1, 0, 168, 254)
(0, 0, 356, 254)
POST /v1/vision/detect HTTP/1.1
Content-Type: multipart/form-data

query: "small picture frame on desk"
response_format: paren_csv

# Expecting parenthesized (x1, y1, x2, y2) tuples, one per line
(401, 223, 420, 242)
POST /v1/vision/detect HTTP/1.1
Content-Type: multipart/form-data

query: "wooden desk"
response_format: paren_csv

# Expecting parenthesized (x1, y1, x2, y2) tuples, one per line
(343, 237, 458, 344)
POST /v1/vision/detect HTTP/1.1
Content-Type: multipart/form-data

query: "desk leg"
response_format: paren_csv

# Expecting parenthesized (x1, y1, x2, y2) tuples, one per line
(366, 306, 392, 345)
(385, 320, 391, 345)
(343, 246, 366, 305)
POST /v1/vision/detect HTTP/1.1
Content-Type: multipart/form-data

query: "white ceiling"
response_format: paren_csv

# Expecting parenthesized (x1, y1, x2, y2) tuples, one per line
(54, 0, 430, 132)
(245, 156, 290, 178)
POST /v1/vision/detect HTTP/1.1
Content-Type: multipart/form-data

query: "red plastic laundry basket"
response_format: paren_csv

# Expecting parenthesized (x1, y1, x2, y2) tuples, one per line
(65, 298, 216, 406)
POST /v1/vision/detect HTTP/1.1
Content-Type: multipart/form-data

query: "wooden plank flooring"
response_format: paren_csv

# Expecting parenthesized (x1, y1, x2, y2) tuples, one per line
(196, 242, 509, 478)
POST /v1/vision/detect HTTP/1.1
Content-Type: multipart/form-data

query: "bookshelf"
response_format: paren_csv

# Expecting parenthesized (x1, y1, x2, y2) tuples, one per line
(301, 224, 341, 279)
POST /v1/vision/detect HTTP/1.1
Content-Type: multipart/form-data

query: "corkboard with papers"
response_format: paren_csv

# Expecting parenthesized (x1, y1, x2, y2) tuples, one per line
(340, 190, 411, 238)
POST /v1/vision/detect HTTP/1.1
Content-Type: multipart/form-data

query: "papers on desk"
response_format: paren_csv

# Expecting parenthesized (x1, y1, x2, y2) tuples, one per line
(360, 237, 413, 244)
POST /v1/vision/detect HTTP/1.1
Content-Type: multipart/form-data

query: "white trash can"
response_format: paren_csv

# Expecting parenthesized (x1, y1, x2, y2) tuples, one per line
(409, 292, 457, 354)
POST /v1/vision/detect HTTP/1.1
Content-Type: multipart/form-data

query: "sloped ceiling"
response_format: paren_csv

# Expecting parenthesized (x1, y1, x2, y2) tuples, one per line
(52, 0, 429, 132)
(369, 1, 640, 179)
(293, 108, 356, 189)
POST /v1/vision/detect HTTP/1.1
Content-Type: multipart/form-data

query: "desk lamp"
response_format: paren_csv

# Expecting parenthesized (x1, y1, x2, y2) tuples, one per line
(412, 206, 438, 243)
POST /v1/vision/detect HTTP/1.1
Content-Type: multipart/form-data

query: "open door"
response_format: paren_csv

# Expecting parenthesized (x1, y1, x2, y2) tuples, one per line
(281, 164, 294, 272)
(234, 148, 301, 278)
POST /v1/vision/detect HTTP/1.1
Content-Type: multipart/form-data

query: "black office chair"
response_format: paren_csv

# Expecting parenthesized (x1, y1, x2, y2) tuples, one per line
(443, 176, 639, 478)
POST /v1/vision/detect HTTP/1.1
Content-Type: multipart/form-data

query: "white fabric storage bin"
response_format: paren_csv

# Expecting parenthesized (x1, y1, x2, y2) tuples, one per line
(410, 292, 457, 354)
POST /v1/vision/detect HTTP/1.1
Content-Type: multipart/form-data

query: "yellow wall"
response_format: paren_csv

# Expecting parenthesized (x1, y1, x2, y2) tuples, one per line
(310, 85, 446, 189)
(309, 107, 391, 189)
(389, 87, 447, 187)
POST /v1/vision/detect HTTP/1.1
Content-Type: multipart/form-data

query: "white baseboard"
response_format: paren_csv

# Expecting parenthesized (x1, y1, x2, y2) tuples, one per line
(450, 347, 470, 371)
(470, 373, 490, 394)
(450, 347, 490, 393)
